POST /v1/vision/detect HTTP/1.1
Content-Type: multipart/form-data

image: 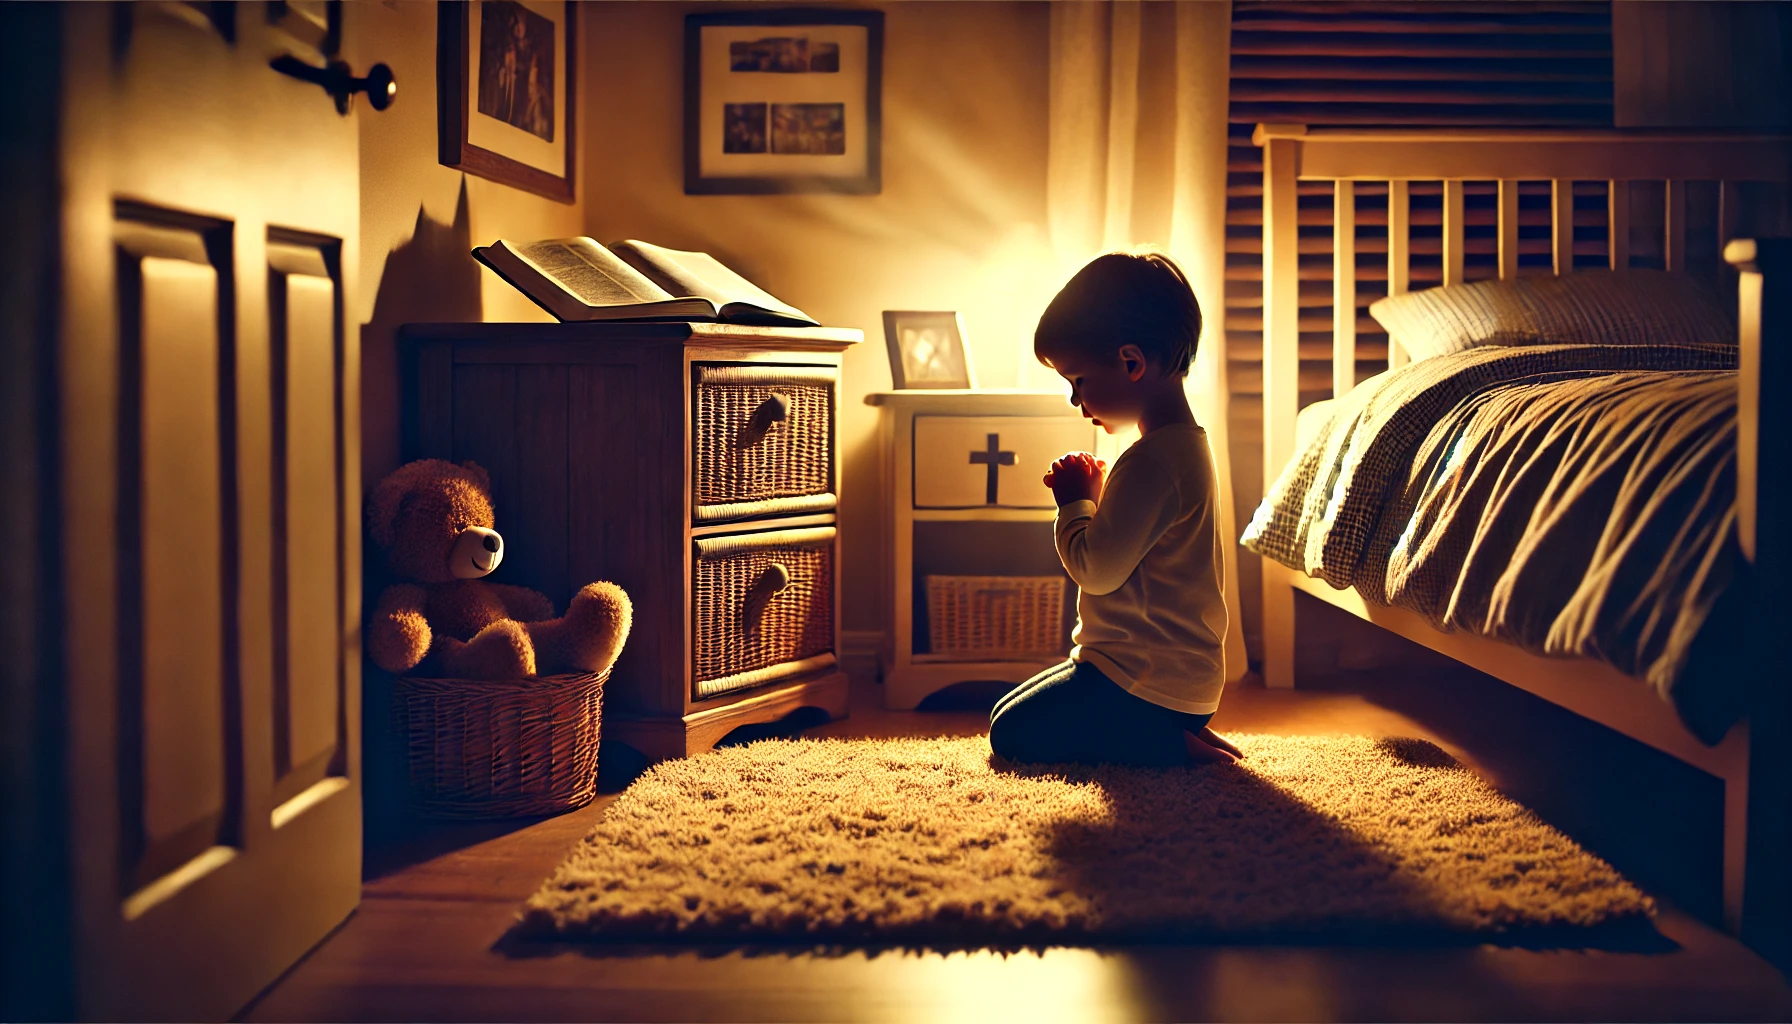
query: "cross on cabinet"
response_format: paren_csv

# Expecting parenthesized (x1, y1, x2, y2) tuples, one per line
(868, 390, 1126, 710)
(967, 434, 1015, 504)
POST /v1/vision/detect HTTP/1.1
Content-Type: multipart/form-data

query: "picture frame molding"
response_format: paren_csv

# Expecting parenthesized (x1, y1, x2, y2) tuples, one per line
(684, 7, 884, 195)
(883, 310, 977, 390)
(437, 0, 578, 204)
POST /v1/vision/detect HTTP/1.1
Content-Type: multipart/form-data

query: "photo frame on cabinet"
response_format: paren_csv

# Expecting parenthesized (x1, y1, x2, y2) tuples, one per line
(883, 311, 976, 390)
(438, 0, 577, 203)
(685, 9, 883, 195)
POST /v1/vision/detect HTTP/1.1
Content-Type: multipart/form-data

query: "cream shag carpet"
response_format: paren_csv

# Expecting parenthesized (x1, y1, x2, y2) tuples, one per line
(519, 734, 1653, 944)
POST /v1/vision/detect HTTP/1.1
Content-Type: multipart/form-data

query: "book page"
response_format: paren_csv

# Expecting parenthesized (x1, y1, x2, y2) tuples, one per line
(610, 240, 812, 321)
(512, 239, 670, 306)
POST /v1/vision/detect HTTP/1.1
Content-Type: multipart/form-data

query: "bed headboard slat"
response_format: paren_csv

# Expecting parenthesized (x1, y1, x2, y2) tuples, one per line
(1552, 179, 1575, 275)
(1608, 181, 1631, 269)
(1386, 180, 1411, 370)
(1332, 181, 1356, 399)
(1720, 181, 1741, 251)
(1666, 179, 1688, 272)
(1443, 180, 1466, 288)
(1497, 179, 1520, 281)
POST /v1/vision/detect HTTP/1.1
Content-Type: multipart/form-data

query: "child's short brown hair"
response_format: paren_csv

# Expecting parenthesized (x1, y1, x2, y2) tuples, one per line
(1034, 250, 1201, 377)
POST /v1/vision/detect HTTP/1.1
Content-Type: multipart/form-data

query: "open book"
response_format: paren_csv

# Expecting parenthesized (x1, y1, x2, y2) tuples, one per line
(472, 237, 818, 326)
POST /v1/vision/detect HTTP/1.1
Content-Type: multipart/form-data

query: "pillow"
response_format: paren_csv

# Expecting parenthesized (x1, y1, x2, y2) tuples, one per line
(1368, 270, 1736, 361)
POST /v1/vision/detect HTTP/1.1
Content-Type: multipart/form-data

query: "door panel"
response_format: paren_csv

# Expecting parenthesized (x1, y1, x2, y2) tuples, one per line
(55, 3, 364, 1018)
(115, 212, 238, 898)
(269, 236, 345, 810)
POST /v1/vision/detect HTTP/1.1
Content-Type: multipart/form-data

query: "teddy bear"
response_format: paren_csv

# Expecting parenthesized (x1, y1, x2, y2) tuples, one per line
(366, 458, 631, 680)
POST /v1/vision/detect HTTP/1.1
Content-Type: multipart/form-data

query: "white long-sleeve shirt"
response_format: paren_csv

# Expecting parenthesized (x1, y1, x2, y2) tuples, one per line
(1054, 423, 1228, 714)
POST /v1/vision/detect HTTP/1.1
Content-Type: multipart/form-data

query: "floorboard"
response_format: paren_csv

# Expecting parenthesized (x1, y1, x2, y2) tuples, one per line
(245, 665, 1792, 1023)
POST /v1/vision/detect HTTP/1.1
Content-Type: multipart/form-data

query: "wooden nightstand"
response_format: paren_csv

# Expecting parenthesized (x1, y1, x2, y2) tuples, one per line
(866, 390, 1126, 710)
(401, 322, 859, 763)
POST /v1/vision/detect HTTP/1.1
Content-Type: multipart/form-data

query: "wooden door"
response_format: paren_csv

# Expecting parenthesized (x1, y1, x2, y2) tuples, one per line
(47, 3, 365, 1018)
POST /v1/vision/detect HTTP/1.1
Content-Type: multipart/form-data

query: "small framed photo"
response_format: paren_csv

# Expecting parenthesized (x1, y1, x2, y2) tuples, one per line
(438, 0, 577, 203)
(685, 9, 883, 195)
(883, 311, 976, 390)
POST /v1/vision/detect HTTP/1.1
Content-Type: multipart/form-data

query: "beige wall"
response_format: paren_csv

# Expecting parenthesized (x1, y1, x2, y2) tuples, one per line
(581, 1, 1054, 634)
(351, 1, 1055, 638)
(351, 0, 589, 492)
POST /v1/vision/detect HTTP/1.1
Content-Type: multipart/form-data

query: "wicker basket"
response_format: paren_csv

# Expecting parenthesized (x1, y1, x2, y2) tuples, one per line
(926, 575, 1068, 660)
(391, 668, 607, 818)
(692, 526, 835, 699)
(693, 364, 835, 511)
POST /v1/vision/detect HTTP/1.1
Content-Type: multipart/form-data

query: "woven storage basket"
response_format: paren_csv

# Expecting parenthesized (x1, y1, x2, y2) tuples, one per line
(692, 526, 835, 699)
(926, 575, 1068, 660)
(391, 668, 606, 818)
(693, 364, 835, 515)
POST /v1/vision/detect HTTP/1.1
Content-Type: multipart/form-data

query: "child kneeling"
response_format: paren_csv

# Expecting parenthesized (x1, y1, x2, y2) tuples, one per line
(988, 251, 1240, 767)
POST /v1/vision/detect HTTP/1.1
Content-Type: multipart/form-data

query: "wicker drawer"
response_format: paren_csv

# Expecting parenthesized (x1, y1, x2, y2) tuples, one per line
(692, 526, 836, 699)
(693, 364, 836, 522)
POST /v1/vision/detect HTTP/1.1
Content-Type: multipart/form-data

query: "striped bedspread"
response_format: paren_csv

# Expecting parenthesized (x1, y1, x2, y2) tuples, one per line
(1241, 343, 1749, 742)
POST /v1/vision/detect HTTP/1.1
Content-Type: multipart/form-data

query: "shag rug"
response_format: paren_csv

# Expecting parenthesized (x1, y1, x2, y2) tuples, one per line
(519, 734, 1653, 945)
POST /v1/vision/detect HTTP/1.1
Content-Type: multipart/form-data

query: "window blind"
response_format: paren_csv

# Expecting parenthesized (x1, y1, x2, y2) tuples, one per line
(1224, 1, 1615, 424)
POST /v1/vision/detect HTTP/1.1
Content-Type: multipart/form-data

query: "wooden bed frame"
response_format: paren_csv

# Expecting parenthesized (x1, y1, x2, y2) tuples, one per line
(1252, 125, 1792, 961)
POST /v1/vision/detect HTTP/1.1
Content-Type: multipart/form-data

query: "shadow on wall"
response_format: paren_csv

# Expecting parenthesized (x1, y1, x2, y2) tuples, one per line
(359, 178, 483, 856)
(361, 176, 482, 494)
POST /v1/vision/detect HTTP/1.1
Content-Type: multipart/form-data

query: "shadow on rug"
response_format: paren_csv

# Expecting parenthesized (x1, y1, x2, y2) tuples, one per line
(514, 734, 1659, 949)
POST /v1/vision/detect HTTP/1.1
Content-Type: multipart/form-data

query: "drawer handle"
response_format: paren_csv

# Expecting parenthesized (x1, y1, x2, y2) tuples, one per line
(742, 562, 792, 632)
(739, 393, 791, 447)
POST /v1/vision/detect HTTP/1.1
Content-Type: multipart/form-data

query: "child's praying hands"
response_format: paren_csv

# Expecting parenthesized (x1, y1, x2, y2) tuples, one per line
(1044, 451, 1106, 507)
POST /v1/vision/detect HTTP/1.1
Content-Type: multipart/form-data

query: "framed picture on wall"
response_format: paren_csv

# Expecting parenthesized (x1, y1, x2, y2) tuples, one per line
(438, 0, 577, 203)
(883, 311, 976, 390)
(685, 9, 883, 195)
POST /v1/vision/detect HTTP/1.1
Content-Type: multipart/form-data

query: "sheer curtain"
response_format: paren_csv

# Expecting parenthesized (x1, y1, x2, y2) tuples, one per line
(1047, 0, 1247, 681)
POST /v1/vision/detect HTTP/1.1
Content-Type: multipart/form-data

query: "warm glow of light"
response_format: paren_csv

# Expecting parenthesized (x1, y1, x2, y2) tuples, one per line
(958, 231, 1208, 397)
(850, 946, 1148, 1023)
(955, 223, 1075, 392)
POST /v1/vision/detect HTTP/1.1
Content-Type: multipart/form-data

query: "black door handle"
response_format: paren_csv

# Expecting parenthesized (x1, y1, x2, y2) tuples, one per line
(271, 55, 396, 114)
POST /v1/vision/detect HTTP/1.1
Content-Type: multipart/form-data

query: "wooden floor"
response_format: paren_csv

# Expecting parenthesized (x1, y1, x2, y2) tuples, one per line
(245, 661, 1792, 1023)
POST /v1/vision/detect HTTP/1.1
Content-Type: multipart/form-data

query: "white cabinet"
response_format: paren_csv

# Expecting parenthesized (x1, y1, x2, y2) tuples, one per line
(866, 390, 1128, 710)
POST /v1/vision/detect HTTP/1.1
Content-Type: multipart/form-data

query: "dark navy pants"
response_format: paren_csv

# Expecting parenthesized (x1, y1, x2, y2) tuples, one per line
(987, 659, 1213, 767)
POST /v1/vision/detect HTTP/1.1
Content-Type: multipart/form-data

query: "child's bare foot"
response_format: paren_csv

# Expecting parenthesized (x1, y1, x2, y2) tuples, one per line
(1198, 727, 1243, 760)
(1184, 728, 1241, 765)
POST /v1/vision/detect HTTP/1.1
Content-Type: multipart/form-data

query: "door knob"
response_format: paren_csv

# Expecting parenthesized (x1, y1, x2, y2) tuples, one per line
(271, 54, 396, 114)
